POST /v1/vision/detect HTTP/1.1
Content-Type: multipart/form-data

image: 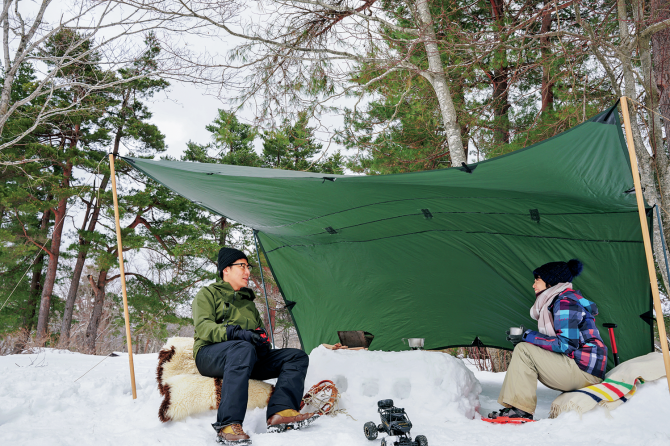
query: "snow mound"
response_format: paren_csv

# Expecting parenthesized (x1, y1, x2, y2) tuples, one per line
(1, 348, 670, 445)
(303, 346, 481, 423)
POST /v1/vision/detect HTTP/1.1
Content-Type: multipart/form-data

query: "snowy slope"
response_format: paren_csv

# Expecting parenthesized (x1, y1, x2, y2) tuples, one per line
(1, 348, 669, 446)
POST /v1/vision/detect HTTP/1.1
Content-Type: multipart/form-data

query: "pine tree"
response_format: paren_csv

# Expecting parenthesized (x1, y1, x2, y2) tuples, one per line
(182, 109, 261, 167)
(59, 33, 170, 346)
(262, 111, 343, 173)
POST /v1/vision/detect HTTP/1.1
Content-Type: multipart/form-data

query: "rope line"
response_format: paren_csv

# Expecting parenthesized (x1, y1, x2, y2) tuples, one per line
(626, 97, 670, 124)
(74, 352, 114, 382)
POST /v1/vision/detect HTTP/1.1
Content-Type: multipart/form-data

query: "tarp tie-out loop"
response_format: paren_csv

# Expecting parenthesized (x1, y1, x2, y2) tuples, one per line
(530, 209, 540, 223)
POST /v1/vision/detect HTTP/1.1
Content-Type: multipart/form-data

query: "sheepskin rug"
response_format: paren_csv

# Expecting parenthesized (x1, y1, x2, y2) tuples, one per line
(156, 337, 274, 422)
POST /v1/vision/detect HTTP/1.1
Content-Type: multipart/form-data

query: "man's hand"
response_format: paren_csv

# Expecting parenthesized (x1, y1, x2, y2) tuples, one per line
(506, 326, 526, 346)
(226, 325, 272, 352)
(226, 325, 261, 344)
(251, 327, 272, 347)
(251, 327, 272, 353)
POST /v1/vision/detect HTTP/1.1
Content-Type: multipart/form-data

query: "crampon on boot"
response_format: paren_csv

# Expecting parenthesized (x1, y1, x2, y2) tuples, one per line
(216, 423, 252, 445)
(482, 407, 535, 424)
(266, 409, 320, 433)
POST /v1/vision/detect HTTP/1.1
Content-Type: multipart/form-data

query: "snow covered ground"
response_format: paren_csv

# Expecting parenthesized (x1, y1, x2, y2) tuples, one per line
(1, 347, 669, 446)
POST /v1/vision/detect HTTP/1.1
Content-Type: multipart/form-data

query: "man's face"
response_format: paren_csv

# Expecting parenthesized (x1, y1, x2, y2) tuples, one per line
(222, 258, 250, 291)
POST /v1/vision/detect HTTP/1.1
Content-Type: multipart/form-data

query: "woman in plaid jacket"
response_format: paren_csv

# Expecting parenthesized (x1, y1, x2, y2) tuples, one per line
(487, 259, 608, 422)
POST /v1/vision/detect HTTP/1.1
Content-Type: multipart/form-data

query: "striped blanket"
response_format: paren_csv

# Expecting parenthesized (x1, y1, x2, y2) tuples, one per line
(549, 352, 666, 418)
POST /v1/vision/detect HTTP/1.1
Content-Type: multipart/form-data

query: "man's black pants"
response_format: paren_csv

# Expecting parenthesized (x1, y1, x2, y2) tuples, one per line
(195, 340, 309, 430)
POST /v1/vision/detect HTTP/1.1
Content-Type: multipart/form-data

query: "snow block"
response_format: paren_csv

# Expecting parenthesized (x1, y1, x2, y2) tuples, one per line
(303, 347, 481, 421)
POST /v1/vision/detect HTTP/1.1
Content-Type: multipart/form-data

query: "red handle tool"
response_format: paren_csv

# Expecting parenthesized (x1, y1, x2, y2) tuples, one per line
(603, 323, 620, 366)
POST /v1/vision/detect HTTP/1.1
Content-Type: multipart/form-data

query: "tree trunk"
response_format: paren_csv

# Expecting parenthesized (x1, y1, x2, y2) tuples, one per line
(59, 174, 113, 345)
(24, 252, 45, 331)
(35, 162, 72, 343)
(540, 11, 554, 114)
(652, 0, 670, 143)
(22, 208, 51, 332)
(644, 0, 670, 293)
(492, 68, 510, 145)
(219, 217, 228, 246)
(619, 0, 670, 295)
(60, 116, 125, 345)
(415, 0, 466, 166)
(85, 270, 108, 355)
(652, 0, 670, 296)
(13, 214, 48, 354)
(618, 0, 658, 201)
(489, 0, 510, 146)
(59, 244, 88, 346)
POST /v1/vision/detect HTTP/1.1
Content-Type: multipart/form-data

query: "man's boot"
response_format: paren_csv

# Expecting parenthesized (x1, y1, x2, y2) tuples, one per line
(267, 409, 319, 433)
(217, 423, 252, 445)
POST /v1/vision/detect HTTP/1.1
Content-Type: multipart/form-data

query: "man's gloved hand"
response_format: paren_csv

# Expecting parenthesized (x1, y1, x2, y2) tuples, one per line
(251, 327, 272, 353)
(251, 327, 272, 347)
(226, 325, 262, 345)
(506, 326, 526, 346)
(226, 325, 272, 353)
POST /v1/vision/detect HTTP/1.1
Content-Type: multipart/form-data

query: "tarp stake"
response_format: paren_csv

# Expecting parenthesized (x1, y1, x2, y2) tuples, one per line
(109, 154, 137, 399)
(620, 97, 670, 393)
(254, 230, 276, 348)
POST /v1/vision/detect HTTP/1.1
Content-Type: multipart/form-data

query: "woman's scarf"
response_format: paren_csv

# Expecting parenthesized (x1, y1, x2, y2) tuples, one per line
(530, 282, 572, 336)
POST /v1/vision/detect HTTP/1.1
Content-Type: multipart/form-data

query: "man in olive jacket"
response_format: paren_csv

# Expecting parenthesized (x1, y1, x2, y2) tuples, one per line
(193, 247, 317, 446)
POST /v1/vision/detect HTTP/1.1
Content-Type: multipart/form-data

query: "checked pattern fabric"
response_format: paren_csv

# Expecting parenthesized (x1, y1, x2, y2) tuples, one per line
(524, 290, 608, 379)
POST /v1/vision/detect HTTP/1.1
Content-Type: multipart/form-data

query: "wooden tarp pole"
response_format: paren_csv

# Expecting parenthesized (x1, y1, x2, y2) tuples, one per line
(620, 97, 670, 392)
(109, 154, 137, 399)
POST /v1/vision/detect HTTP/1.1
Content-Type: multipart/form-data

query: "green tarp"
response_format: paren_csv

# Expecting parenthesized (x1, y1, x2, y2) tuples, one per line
(122, 104, 654, 369)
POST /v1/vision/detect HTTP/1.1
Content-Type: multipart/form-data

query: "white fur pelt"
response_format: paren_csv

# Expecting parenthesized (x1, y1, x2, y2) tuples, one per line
(157, 337, 274, 422)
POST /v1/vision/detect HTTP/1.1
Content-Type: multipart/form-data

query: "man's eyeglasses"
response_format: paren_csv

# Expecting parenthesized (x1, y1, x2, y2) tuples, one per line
(230, 263, 254, 272)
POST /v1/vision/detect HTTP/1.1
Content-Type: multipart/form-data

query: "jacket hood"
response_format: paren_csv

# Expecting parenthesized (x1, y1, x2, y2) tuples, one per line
(562, 289, 598, 316)
(211, 281, 256, 301)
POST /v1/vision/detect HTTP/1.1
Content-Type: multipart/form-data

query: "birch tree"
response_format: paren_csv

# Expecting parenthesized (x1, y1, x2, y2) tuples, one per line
(574, 0, 670, 292)
(117, 0, 468, 165)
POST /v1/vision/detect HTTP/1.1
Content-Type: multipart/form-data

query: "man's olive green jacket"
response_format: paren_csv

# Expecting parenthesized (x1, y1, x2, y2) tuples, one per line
(192, 281, 264, 359)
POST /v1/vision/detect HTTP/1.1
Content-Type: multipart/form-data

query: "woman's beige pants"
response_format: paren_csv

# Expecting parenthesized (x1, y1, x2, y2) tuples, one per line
(497, 342, 602, 414)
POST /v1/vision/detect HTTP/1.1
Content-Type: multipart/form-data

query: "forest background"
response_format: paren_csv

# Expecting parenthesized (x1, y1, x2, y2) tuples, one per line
(2, 0, 670, 370)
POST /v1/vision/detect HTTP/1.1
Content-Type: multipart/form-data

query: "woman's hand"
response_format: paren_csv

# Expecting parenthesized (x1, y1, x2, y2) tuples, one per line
(506, 326, 526, 345)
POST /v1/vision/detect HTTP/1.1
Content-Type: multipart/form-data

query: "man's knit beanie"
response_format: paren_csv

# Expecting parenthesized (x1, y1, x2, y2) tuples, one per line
(217, 247, 248, 277)
(533, 259, 583, 287)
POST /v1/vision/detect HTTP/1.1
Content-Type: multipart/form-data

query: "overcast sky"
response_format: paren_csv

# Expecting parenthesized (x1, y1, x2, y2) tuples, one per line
(146, 82, 224, 159)
(145, 80, 351, 163)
